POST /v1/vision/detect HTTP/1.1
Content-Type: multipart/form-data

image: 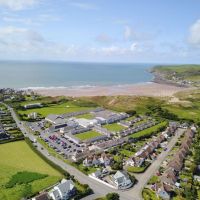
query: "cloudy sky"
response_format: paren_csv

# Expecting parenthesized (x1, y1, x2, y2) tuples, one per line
(0, 0, 200, 63)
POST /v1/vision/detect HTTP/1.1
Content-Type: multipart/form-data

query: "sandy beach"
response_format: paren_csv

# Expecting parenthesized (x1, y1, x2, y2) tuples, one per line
(33, 82, 191, 97)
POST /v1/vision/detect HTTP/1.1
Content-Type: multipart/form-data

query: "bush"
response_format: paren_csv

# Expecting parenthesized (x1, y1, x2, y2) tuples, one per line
(106, 193, 120, 200)
(5, 171, 47, 188)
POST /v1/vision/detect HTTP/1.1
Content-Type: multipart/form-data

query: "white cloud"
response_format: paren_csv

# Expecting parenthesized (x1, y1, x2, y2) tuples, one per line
(0, 26, 80, 60)
(0, 0, 38, 10)
(188, 19, 200, 47)
(69, 2, 97, 10)
(90, 43, 141, 57)
(124, 25, 156, 42)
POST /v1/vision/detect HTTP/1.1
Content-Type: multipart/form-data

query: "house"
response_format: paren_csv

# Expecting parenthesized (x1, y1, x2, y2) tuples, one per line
(168, 159, 183, 172)
(92, 169, 102, 178)
(112, 171, 133, 189)
(48, 179, 76, 200)
(83, 153, 113, 167)
(160, 168, 177, 186)
(126, 156, 144, 167)
(99, 153, 113, 166)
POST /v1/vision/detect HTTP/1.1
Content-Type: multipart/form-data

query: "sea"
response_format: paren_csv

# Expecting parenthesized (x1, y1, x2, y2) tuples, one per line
(0, 61, 155, 89)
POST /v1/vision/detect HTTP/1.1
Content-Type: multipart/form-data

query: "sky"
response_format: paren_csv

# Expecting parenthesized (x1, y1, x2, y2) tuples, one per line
(0, 0, 200, 63)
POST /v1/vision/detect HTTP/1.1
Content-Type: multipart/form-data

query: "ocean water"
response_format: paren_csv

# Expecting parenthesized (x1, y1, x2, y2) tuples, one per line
(0, 61, 154, 89)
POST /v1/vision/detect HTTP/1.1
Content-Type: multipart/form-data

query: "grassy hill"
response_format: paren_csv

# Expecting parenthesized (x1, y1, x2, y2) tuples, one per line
(151, 64, 200, 82)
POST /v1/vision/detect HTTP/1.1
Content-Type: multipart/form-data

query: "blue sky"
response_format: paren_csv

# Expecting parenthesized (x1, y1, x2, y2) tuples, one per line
(0, 0, 200, 63)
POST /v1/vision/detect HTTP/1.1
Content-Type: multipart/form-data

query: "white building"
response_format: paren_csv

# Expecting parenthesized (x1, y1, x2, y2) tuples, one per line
(48, 179, 76, 200)
(73, 118, 99, 128)
(112, 171, 133, 189)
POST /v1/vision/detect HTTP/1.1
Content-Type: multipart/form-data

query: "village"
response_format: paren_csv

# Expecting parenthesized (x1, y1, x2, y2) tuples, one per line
(19, 100, 198, 200)
(0, 89, 199, 200)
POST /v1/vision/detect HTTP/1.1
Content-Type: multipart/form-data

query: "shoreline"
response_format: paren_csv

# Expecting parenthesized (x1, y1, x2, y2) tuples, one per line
(33, 82, 192, 97)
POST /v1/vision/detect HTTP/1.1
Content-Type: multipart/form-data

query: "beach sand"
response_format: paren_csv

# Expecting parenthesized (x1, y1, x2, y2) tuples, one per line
(33, 83, 191, 97)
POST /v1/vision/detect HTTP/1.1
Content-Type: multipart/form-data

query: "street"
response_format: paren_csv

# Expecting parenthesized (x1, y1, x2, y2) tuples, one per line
(4, 103, 185, 200)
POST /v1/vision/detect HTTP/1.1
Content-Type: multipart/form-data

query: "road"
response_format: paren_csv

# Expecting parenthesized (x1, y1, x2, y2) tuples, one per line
(4, 103, 185, 200)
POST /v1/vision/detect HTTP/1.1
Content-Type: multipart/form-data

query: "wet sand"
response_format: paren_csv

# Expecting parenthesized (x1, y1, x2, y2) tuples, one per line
(33, 82, 191, 97)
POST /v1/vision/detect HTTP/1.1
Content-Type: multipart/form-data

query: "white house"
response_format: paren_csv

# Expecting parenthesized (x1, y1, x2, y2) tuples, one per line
(48, 179, 76, 200)
(112, 171, 133, 189)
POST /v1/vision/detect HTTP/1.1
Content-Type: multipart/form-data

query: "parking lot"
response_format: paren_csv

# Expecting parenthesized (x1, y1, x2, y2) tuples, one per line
(40, 131, 87, 158)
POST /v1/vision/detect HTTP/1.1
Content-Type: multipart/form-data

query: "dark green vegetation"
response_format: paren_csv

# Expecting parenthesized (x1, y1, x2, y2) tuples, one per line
(95, 193, 120, 200)
(5, 171, 47, 188)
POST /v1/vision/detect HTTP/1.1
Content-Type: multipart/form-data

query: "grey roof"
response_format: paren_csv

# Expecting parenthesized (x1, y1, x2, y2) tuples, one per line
(113, 171, 130, 184)
(46, 114, 67, 125)
(57, 180, 75, 195)
(52, 190, 60, 199)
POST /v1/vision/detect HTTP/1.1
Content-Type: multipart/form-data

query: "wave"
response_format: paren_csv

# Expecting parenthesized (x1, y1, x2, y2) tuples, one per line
(20, 82, 154, 91)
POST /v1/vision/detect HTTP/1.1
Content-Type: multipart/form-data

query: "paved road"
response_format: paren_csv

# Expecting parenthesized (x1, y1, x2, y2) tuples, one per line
(4, 103, 185, 200)
(124, 128, 185, 199)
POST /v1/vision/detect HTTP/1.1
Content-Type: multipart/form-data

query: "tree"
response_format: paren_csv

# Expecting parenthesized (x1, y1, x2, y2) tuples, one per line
(106, 193, 120, 200)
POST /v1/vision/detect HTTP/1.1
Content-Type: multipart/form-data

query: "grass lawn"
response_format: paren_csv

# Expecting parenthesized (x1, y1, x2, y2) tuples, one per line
(129, 121, 167, 139)
(103, 123, 125, 132)
(127, 166, 146, 173)
(142, 188, 161, 200)
(0, 141, 62, 200)
(148, 176, 160, 185)
(18, 102, 96, 118)
(75, 131, 102, 141)
(126, 115, 136, 121)
(120, 149, 134, 157)
(75, 113, 94, 119)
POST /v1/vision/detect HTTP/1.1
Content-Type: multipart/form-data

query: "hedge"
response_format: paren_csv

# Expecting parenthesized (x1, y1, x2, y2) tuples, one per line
(0, 136, 24, 144)
(25, 137, 70, 177)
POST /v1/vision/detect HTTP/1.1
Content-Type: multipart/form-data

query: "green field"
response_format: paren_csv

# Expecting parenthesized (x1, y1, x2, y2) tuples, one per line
(129, 121, 167, 139)
(103, 123, 125, 132)
(0, 141, 62, 200)
(18, 102, 96, 118)
(75, 131, 102, 141)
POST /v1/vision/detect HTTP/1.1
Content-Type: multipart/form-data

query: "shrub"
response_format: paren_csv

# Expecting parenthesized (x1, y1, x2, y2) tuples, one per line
(106, 193, 120, 200)
(5, 171, 47, 188)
